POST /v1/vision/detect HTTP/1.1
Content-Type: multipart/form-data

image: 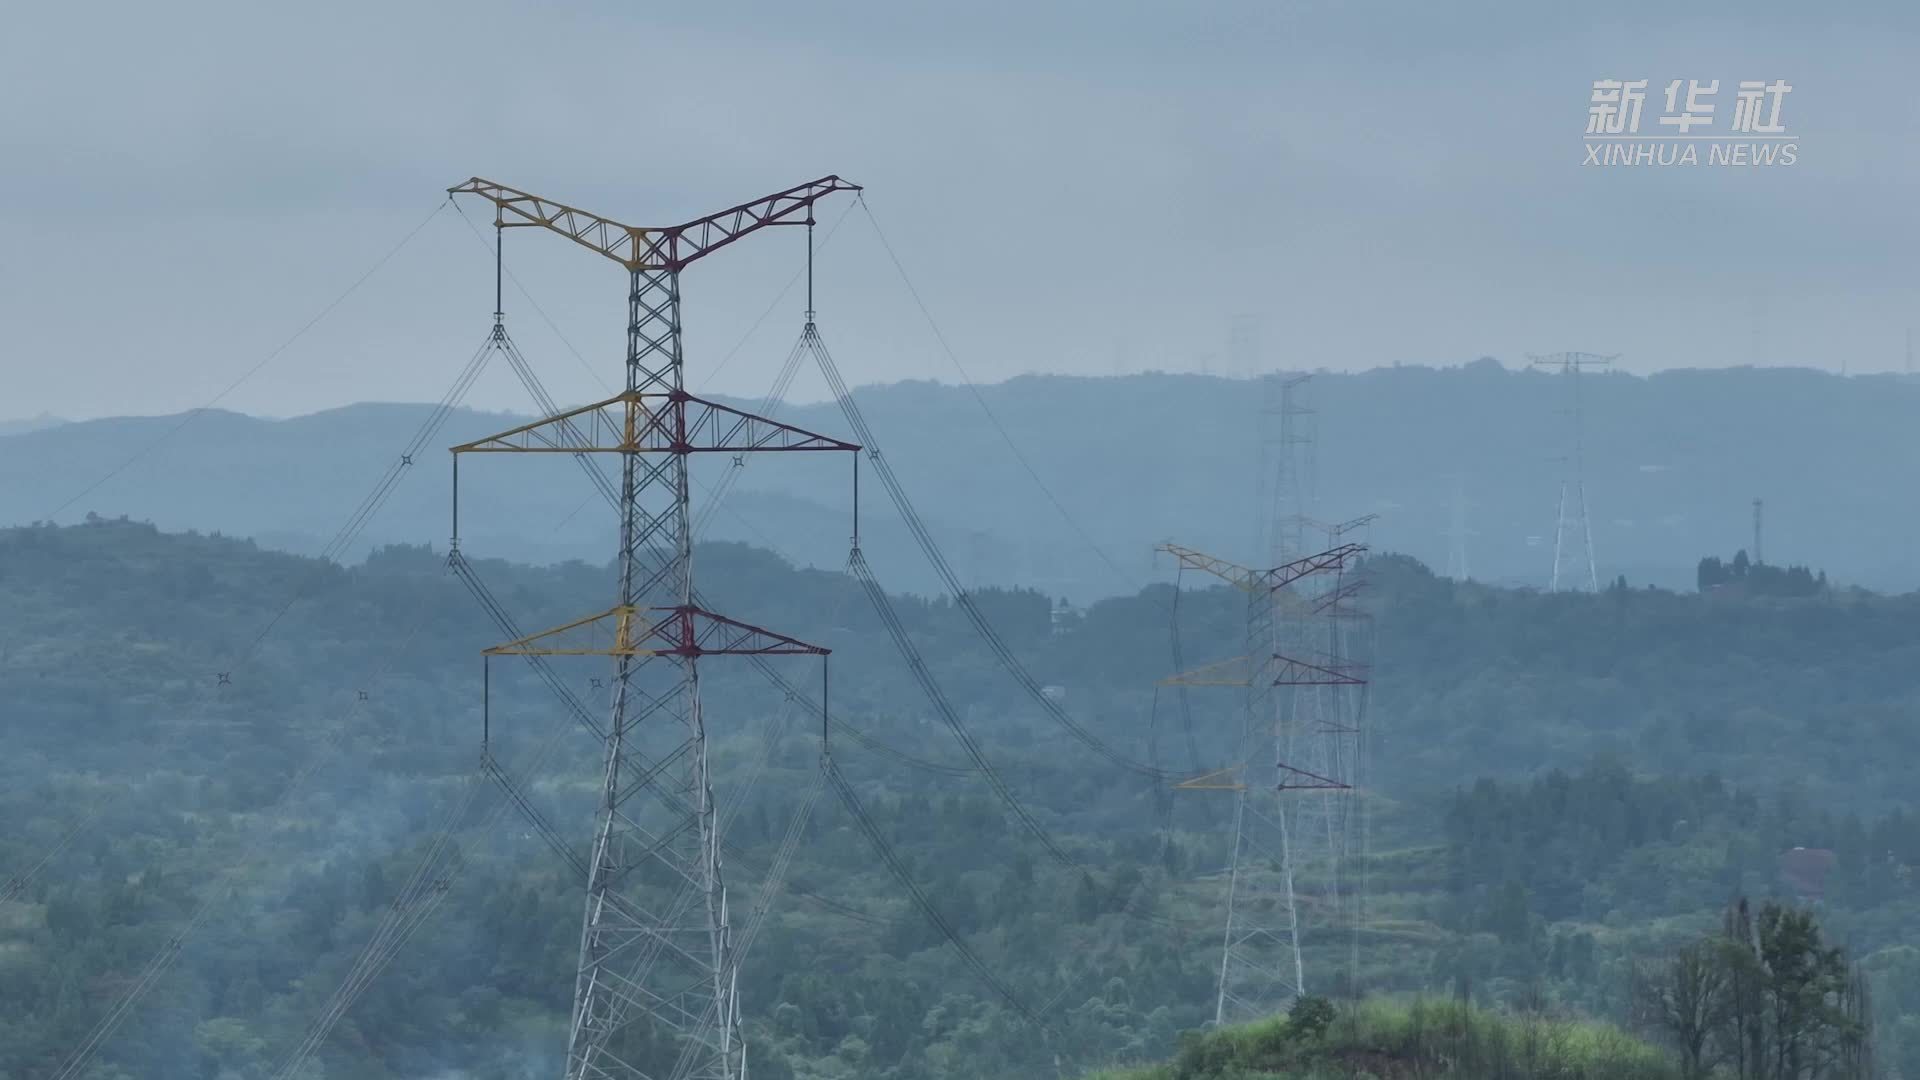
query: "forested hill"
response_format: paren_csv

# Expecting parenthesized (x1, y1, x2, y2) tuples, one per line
(6, 521, 1920, 1077)
(6, 517, 1917, 810)
(6, 361, 1920, 602)
(1085, 999, 1678, 1079)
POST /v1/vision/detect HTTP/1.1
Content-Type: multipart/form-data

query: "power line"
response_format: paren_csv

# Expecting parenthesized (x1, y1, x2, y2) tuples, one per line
(858, 197, 1145, 601)
(809, 325, 1185, 780)
(43, 199, 450, 523)
(477, 269, 981, 785)
(38, 321, 503, 1072)
(824, 755, 1045, 1025)
(52, 616, 434, 1080)
(5, 330, 493, 905)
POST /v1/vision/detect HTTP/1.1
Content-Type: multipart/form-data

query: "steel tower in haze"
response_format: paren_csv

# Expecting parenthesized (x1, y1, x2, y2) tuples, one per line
(1160, 375, 1371, 1024)
(1445, 473, 1470, 581)
(1529, 351, 1614, 592)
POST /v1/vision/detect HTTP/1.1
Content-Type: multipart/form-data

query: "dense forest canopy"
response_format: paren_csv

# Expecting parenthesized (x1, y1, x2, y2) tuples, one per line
(3, 519, 1919, 1078)
(1697, 549, 1827, 597)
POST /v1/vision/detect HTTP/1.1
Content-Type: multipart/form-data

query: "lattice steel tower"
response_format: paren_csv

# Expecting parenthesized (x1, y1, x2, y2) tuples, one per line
(448, 177, 860, 1080)
(1445, 473, 1470, 581)
(1270, 379, 1373, 1006)
(1529, 352, 1614, 592)
(1159, 375, 1370, 1024)
(1159, 540, 1365, 1024)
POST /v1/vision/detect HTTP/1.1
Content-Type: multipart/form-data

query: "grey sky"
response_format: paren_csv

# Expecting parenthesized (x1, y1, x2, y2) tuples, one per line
(4, 0, 1917, 420)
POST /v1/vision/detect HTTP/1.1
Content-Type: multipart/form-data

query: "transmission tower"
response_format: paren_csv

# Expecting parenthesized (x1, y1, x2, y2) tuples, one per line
(1753, 497, 1764, 565)
(1444, 473, 1471, 581)
(1229, 314, 1263, 378)
(1264, 377, 1370, 1002)
(1297, 512, 1372, 999)
(1160, 540, 1366, 1023)
(1269, 376, 1316, 562)
(1272, 415, 1374, 1011)
(447, 176, 861, 1080)
(1528, 351, 1614, 592)
(1159, 376, 1372, 1023)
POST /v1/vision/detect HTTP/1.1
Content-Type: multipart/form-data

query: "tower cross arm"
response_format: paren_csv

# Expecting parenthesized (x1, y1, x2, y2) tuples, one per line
(1159, 654, 1254, 687)
(1526, 351, 1619, 371)
(449, 178, 651, 269)
(449, 175, 862, 271)
(1157, 542, 1261, 593)
(449, 390, 860, 456)
(655, 175, 862, 270)
(1158, 541, 1367, 593)
(1267, 543, 1367, 591)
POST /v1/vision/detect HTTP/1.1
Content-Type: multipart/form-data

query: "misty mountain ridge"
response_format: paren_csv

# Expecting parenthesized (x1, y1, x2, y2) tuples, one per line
(0, 412, 66, 436)
(5, 361, 1915, 602)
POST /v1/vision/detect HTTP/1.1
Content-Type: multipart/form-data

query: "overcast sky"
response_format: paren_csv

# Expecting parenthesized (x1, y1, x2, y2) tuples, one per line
(4, 0, 1917, 420)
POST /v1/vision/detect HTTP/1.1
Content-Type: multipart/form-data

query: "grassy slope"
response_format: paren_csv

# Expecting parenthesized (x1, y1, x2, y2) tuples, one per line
(1087, 999, 1676, 1080)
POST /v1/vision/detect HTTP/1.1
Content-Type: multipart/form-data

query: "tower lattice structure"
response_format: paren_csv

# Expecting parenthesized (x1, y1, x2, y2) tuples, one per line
(1159, 375, 1370, 1024)
(1445, 473, 1470, 581)
(1264, 377, 1373, 1007)
(1528, 351, 1614, 592)
(448, 177, 860, 1080)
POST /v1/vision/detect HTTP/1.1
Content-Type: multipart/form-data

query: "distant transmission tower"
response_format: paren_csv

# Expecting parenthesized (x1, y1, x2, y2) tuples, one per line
(448, 177, 860, 1080)
(1293, 512, 1373, 1001)
(1267, 380, 1372, 1002)
(1229, 314, 1263, 378)
(1528, 351, 1614, 592)
(1444, 473, 1471, 581)
(1753, 498, 1764, 565)
(1267, 376, 1317, 562)
(1160, 374, 1372, 1024)
(1250, 374, 1316, 1015)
